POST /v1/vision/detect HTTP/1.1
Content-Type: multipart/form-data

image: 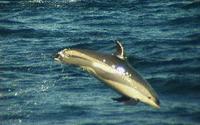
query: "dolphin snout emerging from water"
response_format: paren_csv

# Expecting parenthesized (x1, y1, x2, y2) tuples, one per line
(55, 41, 160, 109)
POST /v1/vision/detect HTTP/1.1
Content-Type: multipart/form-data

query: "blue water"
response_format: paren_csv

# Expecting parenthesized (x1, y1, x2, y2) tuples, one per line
(0, 0, 200, 125)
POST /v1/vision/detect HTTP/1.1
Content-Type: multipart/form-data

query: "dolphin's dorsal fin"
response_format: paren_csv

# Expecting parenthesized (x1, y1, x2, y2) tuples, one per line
(115, 41, 125, 59)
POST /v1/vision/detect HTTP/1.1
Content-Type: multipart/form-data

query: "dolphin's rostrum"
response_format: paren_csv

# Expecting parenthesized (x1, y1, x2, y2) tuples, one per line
(55, 41, 160, 109)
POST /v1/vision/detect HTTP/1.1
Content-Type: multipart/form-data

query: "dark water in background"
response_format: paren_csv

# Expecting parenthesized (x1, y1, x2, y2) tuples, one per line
(0, 0, 200, 125)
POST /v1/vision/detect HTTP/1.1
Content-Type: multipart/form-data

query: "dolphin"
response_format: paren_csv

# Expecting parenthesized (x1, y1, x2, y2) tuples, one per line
(54, 41, 160, 108)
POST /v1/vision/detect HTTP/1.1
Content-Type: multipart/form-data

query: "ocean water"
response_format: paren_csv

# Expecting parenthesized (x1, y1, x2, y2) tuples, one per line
(0, 0, 200, 125)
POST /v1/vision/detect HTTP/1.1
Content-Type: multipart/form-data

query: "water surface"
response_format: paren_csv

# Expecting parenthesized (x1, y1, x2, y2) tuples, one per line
(0, 0, 200, 125)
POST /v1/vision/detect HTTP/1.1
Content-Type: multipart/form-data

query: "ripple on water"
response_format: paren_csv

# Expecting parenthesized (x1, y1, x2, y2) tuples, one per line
(0, 0, 200, 125)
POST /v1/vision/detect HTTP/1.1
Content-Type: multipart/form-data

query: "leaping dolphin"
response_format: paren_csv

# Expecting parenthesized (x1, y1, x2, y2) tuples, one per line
(55, 41, 160, 108)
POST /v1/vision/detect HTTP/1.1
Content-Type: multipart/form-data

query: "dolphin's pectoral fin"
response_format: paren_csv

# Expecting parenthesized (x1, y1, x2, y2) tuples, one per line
(115, 41, 125, 60)
(112, 96, 130, 102)
(112, 96, 138, 105)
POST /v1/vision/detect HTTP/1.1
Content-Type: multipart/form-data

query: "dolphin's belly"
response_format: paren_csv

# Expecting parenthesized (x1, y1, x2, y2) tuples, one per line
(83, 65, 140, 99)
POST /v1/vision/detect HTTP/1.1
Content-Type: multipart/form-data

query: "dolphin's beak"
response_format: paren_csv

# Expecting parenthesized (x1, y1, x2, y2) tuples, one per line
(156, 98, 160, 107)
(152, 98, 160, 109)
(54, 53, 60, 61)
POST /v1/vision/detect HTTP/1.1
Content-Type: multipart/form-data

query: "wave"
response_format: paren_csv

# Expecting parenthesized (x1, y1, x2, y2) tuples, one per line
(182, 1, 200, 9)
(0, 27, 49, 38)
(158, 76, 200, 96)
(0, 19, 24, 24)
(167, 15, 200, 26)
(0, 114, 25, 121)
(128, 55, 200, 67)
